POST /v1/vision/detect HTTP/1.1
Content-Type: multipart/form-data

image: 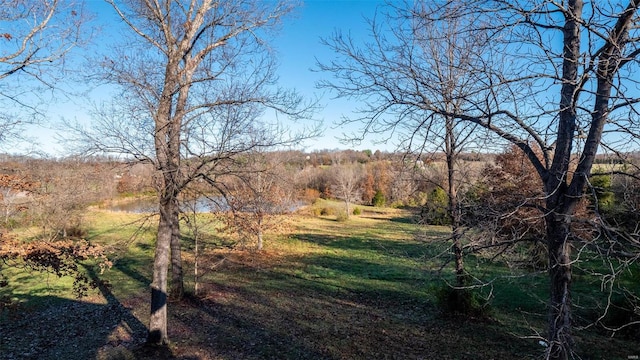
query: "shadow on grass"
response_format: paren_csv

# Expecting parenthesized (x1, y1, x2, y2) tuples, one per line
(159, 262, 541, 360)
(293, 232, 448, 261)
(0, 266, 150, 360)
(388, 214, 420, 224)
(169, 292, 335, 359)
(113, 255, 152, 286)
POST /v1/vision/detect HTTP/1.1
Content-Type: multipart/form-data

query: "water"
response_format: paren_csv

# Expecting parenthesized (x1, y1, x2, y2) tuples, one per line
(106, 196, 228, 213)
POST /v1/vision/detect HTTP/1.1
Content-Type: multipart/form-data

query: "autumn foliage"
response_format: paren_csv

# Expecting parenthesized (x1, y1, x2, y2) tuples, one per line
(464, 145, 594, 268)
(0, 235, 111, 296)
(0, 162, 112, 298)
(465, 145, 547, 245)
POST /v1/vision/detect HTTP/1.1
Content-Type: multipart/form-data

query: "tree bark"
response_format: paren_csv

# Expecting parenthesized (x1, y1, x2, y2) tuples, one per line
(170, 196, 183, 299)
(445, 115, 464, 287)
(148, 56, 182, 343)
(344, 199, 350, 219)
(257, 230, 263, 251)
(545, 214, 574, 360)
(147, 197, 173, 345)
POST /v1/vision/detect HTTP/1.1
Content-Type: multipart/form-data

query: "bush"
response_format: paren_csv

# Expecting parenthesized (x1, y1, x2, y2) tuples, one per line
(421, 187, 451, 226)
(372, 190, 386, 207)
(320, 207, 336, 216)
(335, 210, 349, 222)
(435, 284, 491, 318)
(302, 188, 321, 203)
(406, 191, 428, 207)
(352, 207, 362, 215)
(63, 224, 88, 239)
(589, 174, 615, 212)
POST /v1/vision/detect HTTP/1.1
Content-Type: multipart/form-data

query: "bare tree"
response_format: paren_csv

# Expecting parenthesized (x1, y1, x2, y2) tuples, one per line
(331, 163, 363, 218)
(320, 1, 488, 288)
(0, 0, 85, 144)
(319, 0, 640, 358)
(70, 0, 313, 345)
(217, 153, 294, 251)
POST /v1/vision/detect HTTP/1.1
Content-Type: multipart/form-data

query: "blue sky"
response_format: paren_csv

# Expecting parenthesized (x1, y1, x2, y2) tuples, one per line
(18, 0, 392, 156)
(276, 0, 389, 152)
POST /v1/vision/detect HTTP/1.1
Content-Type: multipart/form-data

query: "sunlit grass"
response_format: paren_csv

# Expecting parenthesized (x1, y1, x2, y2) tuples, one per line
(2, 203, 638, 359)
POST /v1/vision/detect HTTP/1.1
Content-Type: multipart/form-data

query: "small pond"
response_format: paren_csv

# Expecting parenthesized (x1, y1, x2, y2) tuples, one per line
(106, 196, 303, 214)
(106, 196, 228, 213)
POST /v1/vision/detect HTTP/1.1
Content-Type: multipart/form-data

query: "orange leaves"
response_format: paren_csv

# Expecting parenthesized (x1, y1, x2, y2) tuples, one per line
(0, 173, 38, 192)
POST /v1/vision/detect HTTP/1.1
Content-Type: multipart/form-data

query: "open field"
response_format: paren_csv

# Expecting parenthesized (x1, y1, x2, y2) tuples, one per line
(0, 202, 637, 359)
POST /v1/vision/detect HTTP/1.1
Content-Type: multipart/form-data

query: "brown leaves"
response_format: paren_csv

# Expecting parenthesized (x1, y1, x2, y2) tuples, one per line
(0, 235, 112, 297)
(0, 173, 38, 192)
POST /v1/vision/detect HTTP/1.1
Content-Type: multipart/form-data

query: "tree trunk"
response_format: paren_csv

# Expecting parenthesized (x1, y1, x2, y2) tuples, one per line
(194, 222, 199, 297)
(170, 197, 183, 299)
(344, 199, 350, 219)
(147, 198, 173, 345)
(257, 230, 263, 251)
(545, 214, 574, 360)
(449, 178, 464, 287)
(445, 115, 464, 287)
(447, 166, 463, 286)
(452, 220, 464, 287)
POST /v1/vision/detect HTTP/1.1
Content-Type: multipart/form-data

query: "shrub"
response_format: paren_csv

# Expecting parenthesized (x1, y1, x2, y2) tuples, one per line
(372, 190, 386, 207)
(313, 207, 323, 217)
(435, 284, 492, 319)
(335, 210, 349, 222)
(63, 223, 88, 239)
(320, 207, 336, 216)
(421, 187, 451, 225)
(302, 188, 321, 204)
(589, 174, 615, 212)
(352, 207, 362, 216)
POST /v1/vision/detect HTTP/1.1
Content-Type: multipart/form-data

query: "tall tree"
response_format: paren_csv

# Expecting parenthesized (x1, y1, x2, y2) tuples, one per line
(319, 0, 640, 358)
(74, 0, 312, 345)
(319, 0, 486, 291)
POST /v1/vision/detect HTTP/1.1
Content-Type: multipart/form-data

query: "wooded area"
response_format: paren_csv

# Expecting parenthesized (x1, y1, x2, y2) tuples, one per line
(1, 1, 640, 359)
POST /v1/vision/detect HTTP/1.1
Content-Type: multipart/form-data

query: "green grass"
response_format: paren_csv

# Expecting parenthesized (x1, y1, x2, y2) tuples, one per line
(1, 206, 638, 359)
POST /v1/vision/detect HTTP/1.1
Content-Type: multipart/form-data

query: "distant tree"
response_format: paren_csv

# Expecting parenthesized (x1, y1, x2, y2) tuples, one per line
(370, 161, 392, 202)
(422, 187, 450, 226)
(331, 163, 363, 219)
(0, 173, 36, 227)
(26, 158, 116, 239)
(319, 0, 486, 289)
(297, 165, 333, 199)
(218, 155, 294, 251)
(360, 172, 375, 204)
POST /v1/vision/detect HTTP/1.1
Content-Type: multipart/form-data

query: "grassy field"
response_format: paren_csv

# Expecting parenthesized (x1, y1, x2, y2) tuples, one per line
(0, 201, 637, 359)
